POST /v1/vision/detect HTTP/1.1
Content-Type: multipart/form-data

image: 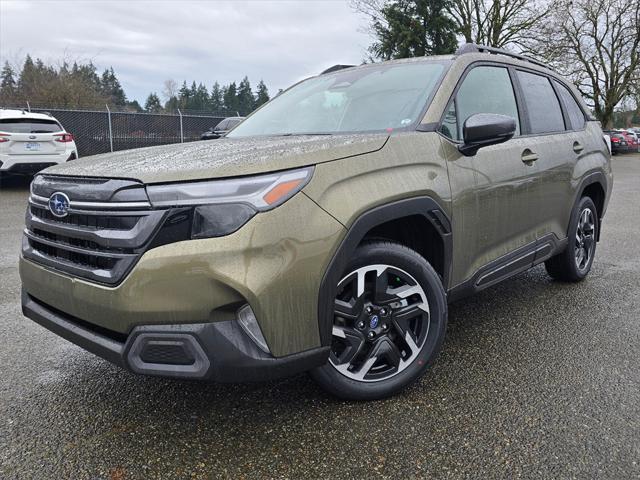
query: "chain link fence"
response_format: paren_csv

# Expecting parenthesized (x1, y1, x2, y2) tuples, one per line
(1, 103, 224, 157)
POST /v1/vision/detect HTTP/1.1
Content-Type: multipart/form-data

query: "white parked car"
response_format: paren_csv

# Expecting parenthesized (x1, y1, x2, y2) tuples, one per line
(0, 109, 78, 175)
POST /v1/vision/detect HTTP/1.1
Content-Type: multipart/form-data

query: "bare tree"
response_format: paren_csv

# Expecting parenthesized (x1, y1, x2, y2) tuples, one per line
(161, 79, 178, 102)
(350, 0, 387, 33)
(531, 0, 640, 128)
(447, 0, 552, 48)
(352, 0, 551, 49)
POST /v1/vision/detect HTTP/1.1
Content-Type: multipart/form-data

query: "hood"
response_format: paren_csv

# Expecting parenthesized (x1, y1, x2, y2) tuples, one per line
(44, 134, 389, 184)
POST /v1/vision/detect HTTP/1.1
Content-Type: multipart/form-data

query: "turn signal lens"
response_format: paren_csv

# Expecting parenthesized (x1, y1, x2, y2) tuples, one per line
(263, 179, 304, 206)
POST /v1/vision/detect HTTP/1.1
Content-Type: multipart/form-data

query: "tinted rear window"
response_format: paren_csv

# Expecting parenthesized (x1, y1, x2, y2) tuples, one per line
(554, 80, 585, 130)
(516, 71, 565, 134)
(0, 118, 62, 133)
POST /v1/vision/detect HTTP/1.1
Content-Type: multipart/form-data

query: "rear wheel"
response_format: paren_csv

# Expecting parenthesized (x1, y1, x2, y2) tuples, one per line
(310, 241, 447, 400)
(545, 196, 598, 282)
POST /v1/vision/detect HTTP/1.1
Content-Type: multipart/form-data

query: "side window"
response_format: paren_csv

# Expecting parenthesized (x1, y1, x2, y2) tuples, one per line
(553, 80, 585, 130)
(440, 66, 520, 141)
(516, 71, 565, 134)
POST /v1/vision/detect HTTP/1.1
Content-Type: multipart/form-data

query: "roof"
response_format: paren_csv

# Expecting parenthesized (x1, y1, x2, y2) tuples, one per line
(0, 109, 58, 121)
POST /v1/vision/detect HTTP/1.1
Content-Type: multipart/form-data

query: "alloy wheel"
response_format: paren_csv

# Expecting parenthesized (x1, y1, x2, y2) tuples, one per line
(330, 264, 430, 382)
(575, 207, 595, 272)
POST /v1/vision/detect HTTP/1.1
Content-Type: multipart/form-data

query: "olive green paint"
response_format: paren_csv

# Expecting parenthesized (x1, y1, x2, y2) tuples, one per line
(20, 50, 612, 359)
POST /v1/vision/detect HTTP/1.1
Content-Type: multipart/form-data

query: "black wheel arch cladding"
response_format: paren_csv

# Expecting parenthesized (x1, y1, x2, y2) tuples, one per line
(317, 196, 452, 348)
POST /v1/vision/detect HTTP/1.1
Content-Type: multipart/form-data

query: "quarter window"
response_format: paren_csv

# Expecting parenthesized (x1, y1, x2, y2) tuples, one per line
(516, 71, 565, 134)
(440, 66, 520, 141)
(553, 80, 585, 130)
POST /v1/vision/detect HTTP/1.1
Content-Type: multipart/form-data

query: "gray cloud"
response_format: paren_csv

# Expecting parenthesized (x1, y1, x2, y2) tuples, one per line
(0, 0, 373, 102)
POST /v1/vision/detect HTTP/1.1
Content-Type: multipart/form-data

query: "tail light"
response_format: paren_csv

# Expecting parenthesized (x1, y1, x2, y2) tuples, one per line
(54, 133, 74, 143)
(611, 137, 619, 142)
(0, 133, 10, 143)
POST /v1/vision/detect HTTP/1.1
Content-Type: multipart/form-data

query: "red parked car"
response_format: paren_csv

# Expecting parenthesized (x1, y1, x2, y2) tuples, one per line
(618, 131, 638, 152)
(607, 132, 631, 155)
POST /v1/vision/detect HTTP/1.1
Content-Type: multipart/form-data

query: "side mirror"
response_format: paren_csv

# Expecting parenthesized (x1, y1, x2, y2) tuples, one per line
(459, 113, 516, 156)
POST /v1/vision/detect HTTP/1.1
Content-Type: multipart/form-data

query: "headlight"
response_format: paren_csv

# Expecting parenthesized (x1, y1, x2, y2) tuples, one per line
(147, 167, 314, 238)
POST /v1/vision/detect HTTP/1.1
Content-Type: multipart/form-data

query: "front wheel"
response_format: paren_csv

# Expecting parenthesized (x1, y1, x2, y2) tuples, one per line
(310, 241, 447, 400)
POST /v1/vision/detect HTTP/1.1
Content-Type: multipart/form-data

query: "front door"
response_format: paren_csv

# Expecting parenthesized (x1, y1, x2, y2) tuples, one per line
(440, 64, 539, 287)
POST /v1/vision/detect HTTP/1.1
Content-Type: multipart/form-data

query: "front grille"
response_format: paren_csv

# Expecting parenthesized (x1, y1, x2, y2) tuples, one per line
(27, 237, 118, 270)
(32, 228, 118, 252)
(23, 177, 167, 285)
(30, 205, 139, 230)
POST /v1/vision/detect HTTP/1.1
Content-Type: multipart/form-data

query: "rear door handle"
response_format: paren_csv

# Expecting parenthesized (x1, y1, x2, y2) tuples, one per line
(573, 141, 584, 153)
(521, 149, 538, 164)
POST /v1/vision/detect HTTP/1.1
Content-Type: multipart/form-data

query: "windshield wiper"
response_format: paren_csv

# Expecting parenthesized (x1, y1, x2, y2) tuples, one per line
(279, 132, 333, 137)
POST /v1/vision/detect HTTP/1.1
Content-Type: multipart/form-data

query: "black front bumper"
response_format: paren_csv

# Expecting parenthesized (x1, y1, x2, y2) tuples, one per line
(22, 291, 329, 382)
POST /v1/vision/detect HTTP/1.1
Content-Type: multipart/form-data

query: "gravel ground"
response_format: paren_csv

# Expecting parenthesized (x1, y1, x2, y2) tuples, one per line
(1, 155, 639, 479)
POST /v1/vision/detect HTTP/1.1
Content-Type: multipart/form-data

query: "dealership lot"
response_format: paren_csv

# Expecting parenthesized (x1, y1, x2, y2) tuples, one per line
(1, 155, 639, 479)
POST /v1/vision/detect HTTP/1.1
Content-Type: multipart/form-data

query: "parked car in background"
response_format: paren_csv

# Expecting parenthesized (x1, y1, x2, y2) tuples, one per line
(0, 109, 78, 175)
(609, 132, 631, 154)
(602, 131, 612, 155)
(618, 130, 638, 152)
(624, 130, 639, 152)
(200, 117, 244, 140)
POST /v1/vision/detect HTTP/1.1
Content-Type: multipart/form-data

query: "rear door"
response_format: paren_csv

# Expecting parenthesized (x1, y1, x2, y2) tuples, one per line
(0, 117, 65, 156)
(511, 70, 585, 249)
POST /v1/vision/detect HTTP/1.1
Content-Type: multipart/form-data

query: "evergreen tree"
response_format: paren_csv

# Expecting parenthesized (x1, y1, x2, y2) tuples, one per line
(164, 96, 179, 113)
(236, 76, 255, 115)
(193, 82, 209, 111)
(254, 80, 270, 109)
(126, 100, 144, 112)
(0, 62, 17, 99)
(18, 55, 37, 97)
(369, 0, 458, 60)
(223, 82, 239, 114)
(178, 81, 190, 110)
(101, 67, 127, 106)
(210, 82, 223, 113)
(144, 93, 163, 113)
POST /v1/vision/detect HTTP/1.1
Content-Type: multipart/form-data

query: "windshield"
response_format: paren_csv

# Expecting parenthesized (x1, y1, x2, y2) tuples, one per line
(228, 61, 449, 137)
(0, 118, 63, 133)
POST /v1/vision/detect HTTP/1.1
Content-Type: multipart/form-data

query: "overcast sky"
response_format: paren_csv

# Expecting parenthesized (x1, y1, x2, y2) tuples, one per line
(0, 0, 373, 103)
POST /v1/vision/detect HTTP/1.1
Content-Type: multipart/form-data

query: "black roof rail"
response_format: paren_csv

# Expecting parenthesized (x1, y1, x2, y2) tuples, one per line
(321, 64, 355, 75)
(455, 43, 548, 69)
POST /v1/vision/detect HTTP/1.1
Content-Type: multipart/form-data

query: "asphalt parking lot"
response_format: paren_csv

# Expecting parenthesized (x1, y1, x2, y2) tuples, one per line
(1, 155, 639, 479)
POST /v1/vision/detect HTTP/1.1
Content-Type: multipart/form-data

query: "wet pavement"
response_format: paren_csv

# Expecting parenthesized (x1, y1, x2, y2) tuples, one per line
(1, 155, 639, 479)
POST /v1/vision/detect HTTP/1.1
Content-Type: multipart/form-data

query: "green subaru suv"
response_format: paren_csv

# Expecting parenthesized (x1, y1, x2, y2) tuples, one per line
(20, 44, 612, 400)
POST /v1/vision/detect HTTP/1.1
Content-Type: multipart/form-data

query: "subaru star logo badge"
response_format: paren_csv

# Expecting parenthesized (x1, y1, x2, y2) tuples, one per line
(369, 315, 379, 329)
(48, 192, 70, 218)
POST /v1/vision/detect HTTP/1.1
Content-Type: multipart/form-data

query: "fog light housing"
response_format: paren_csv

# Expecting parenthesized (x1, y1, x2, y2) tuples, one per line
(237, 304, 270, 354)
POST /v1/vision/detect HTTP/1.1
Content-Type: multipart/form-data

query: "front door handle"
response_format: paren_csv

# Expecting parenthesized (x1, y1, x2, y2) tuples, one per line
(521, 149, 538, 164)
(573, 141, 584, 153)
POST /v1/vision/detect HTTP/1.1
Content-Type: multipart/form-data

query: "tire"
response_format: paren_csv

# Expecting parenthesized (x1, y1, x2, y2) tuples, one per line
(545, 196, 598, 282)
(310, 241, 447, 400)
